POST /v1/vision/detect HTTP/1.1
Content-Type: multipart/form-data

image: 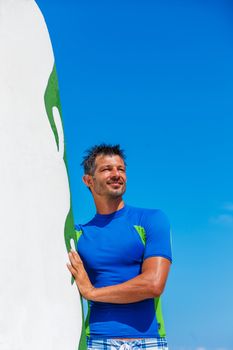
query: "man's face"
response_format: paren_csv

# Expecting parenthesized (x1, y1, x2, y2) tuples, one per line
(87, 154, 127, 199)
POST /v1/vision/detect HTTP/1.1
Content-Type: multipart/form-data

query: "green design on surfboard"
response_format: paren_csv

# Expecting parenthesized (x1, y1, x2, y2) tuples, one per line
(44, 64, 87, 350)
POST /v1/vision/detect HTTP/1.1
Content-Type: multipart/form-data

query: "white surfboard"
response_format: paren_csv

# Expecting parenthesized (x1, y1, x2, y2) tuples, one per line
(0, 1, 83, 349)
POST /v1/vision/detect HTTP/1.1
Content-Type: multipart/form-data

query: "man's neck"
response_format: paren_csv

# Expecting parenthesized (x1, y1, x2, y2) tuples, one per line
(94, 198, 125, 215)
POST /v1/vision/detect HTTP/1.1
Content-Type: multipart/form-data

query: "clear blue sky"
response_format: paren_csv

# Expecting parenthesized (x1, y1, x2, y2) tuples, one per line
(36, 1, 233, 349)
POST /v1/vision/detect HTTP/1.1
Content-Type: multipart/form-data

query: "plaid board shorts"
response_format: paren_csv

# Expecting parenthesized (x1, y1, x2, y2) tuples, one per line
(86, 337, 169, 350)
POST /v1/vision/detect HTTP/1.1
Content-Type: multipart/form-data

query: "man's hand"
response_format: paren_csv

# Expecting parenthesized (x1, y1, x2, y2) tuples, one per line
(67, 250, 95, 299)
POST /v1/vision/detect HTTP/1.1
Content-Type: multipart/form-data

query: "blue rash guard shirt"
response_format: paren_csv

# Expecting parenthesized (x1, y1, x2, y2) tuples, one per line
(75, 204, 172, 339)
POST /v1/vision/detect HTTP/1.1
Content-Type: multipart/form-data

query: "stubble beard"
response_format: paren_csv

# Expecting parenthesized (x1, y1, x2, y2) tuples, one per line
(107, 185, 126, 199)
(93, 179, 126, 199)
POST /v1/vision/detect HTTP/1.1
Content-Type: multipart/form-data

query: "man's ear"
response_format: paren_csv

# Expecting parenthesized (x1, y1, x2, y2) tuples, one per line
(82, 174, 93, 188)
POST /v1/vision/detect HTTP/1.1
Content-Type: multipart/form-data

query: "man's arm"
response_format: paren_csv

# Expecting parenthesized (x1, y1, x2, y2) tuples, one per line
(67, 250, 171, 303)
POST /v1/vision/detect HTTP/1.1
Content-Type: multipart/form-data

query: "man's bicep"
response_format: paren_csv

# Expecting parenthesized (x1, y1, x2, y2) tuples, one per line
(141, 256, 171, 294)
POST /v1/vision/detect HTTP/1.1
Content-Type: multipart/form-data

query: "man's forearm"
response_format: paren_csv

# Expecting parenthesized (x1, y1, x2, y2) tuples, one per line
(68, 251, 170, 304)
(88, 272, 160, 304)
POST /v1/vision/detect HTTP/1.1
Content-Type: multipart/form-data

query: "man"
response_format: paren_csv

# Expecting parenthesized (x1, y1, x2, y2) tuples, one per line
(67, 144, 172, 350)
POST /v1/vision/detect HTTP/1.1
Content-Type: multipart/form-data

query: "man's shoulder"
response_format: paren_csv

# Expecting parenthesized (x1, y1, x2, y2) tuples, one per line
(127, 204, 167, 218)
(127, 205, 170, 227)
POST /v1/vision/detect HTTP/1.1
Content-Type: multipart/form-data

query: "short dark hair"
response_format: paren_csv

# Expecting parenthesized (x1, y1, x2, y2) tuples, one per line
(81, 143, 126, 175)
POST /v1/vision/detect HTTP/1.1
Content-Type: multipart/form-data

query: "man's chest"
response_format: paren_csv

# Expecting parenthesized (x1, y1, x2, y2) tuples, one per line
(77, 223, 145, 271)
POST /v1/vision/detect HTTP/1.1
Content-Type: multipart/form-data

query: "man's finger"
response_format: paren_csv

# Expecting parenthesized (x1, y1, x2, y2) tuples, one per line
(70, 249, 81, 259)
(67, 263, 77, 277)
(70, 250, 83, 264)
(68, 253, 84, 277)
(68, 252, 76, 265)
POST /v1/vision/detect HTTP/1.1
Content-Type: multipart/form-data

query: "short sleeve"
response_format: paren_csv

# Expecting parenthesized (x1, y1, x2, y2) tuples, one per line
(142, 209, 172, 262)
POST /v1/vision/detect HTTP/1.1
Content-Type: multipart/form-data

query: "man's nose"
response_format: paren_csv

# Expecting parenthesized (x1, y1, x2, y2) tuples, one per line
(111, 168, 120, 177)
